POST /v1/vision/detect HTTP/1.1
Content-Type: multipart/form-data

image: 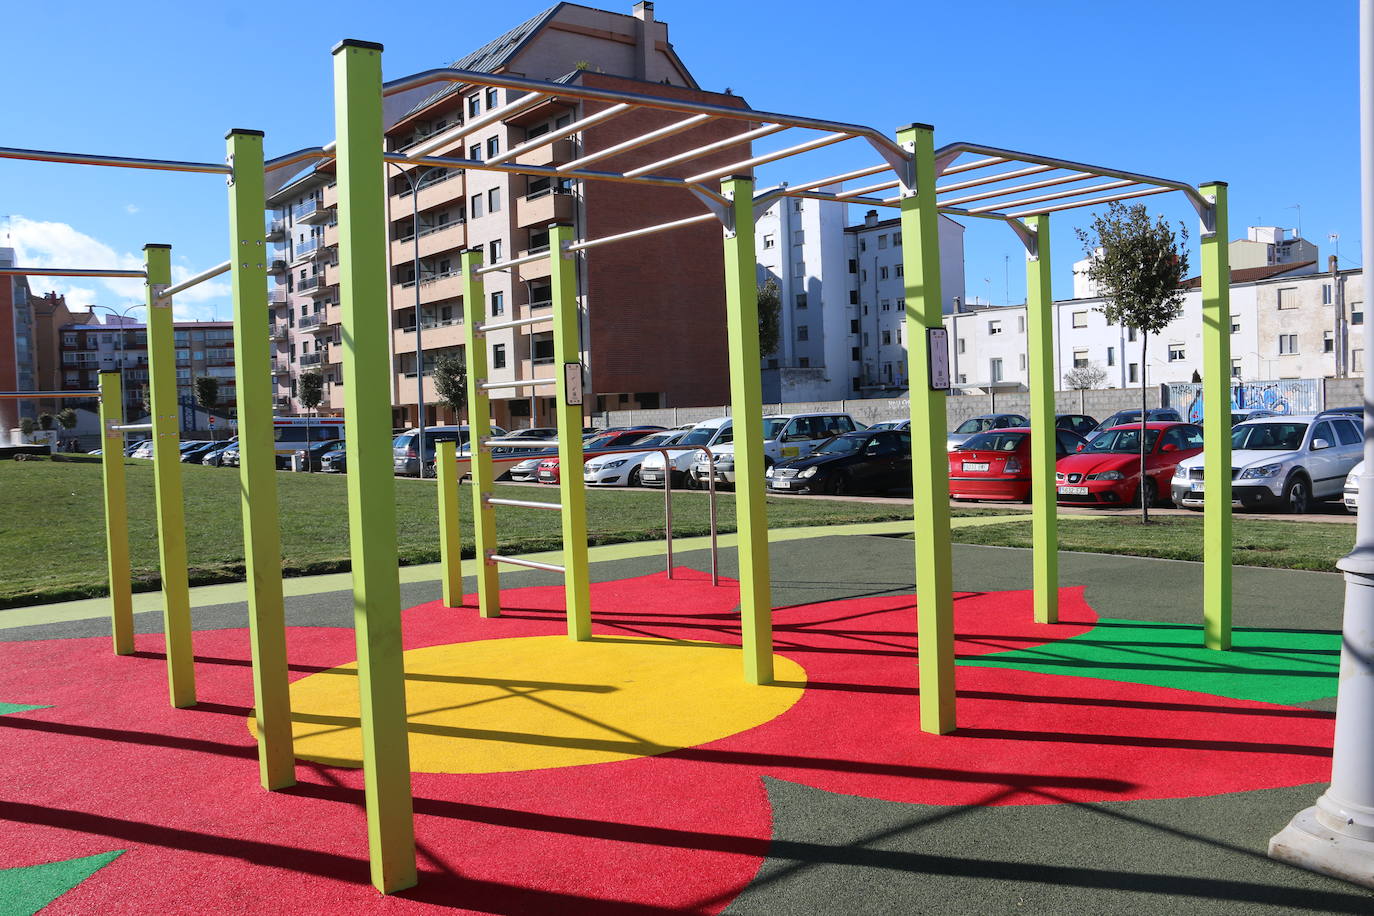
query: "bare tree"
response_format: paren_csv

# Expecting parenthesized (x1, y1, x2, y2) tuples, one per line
(1063, 363, 1108, 390)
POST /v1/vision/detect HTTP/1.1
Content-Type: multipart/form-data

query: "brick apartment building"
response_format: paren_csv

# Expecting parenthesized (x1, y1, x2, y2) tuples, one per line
(268, 2, 750, 429)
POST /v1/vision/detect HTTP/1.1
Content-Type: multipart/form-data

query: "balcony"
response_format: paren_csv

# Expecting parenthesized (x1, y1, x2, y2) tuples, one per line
(269, 324, 288, 340)
(300, 351, 325, 368)
(292, 237, 322, 263)
(390, 221, 466, 264)
(298, 275, 331, 297)
(268, 287, 288, 306)
(515, 187, 574, 230)
(392, 170, 465, 215)
(268, 259, 289, 275)
(300, 203, 335, 226)
(271, 361, 290, 375)
(292, 197, 321, 223)
(322, 182, 338, 208)
(394, 269, 462, 306)
(521, 139, 575, 168)
(299, 313, 330, 333)
(273, 395, 293, 410)
(266, 219, 286, 241)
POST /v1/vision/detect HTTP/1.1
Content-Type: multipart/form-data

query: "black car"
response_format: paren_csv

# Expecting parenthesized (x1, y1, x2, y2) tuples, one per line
(320, 442, 348, 473)
(1055, 414, 1097, 437)
(767, 429, 912, 495)
(1087, 408, 1182, 440)
(180, 441, 223, 464)
(294, 438, 343, 472)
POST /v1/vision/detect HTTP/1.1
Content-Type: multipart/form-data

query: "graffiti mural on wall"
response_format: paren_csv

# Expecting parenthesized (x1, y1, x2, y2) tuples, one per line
(1168, 379, 1322, 425)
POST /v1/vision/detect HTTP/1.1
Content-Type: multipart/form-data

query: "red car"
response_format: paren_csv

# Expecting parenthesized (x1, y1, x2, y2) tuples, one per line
(535, 428, 664, 484)
(948, 427, 1088, 502)
(1055, 421, 1204, 506)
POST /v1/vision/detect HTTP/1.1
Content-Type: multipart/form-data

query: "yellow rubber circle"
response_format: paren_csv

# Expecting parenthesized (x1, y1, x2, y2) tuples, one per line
(253, 635, 806, 774)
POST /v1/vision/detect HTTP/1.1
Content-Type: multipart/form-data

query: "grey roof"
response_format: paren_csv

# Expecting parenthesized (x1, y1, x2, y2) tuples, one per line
(404, 5, 562, 118)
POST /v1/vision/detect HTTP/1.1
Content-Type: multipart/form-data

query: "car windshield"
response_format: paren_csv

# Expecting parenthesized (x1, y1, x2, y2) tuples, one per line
(1088, 428, 1161, 453)
(1232, 422, 1308, 451)
(814, 434, 866, 455)
(961, 432, 1027, 452)
(955, 418, 995, 434)
(633, 433, 675, 448)
(679, 426, 723, 446)
(761, 418, 789, 439)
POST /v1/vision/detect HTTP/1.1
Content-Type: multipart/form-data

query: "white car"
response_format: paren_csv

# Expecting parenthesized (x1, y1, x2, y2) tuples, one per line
(584, 430, 685, 487)
(1171, 411, 1364, 513)
(640, 417, 733, 488)
(1346, 460, 1363, 513)
(695, 412, 861, 486)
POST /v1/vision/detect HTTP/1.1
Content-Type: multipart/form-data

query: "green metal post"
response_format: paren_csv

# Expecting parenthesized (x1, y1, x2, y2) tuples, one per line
(461, 247, 500, 618)
(1025, 214, 1058, 625)
(897, 124, 956, 734)
(1200, 182, 1233, 650)
(98, 369, 133, 655)
(437, 440, 462, 608)
(720, 176, 773, 685)
(227, 129, 296, 790)
(332, 38, 417, 894)
(549, 222, 591, 640)
(144, 243, 195, 708)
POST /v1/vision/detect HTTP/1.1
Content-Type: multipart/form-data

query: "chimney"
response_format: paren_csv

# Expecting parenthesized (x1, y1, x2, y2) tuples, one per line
(632, 2, 654, 81)
(864, 209, 879, 228)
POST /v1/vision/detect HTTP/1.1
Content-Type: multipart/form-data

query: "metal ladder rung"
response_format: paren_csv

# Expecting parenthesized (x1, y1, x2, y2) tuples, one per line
(486, 497, 563, 512)
(489, 554, 565, 574)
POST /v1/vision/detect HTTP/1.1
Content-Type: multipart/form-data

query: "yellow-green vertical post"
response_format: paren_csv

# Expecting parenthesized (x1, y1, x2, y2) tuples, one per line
(461, 247, 500, 618)
(145, 243, 195, 708)
(897, 124, 956, 734)
(720, 176, 773, 684)
(549, 223, 592, 640)
(437, 440, 463, 608)
(1200, 182, 1233, 650)
(227, 128, 296, 790)
(98, 369, 133, 655)
(1025, 214, 1058, 625)
(332, 38, 417, 894)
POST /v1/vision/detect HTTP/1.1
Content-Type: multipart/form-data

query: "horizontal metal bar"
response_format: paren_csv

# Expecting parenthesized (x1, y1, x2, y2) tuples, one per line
(0, 267, 145, 279)
(835, 179, 900, 199)
(479, 377, 557, 390)
(937, 141, 1209, 212)
(409, 92, 553, 158)
(488, 554, 565, 574)
(385, 150, 694, 197)
(563, 113, 713, 171)
(938, 156, 1009, 176)
(485, 496, 563, 512)
(784, 188, 900, 209)
(935, 163, 1055, 195)
(111, 422, 155, 431)
(475, 250, 548, 275)
(964, 179, 1136, 215)
(567, 211, 719, 252)
(624, 123, 787, 178)
(0, 390, 99, 398)
(381, 67, 908, 164)
(487, 104, 632, 166)
(787, 163, 894, 194)
(0, 145, 232, 175)
(476, 315, 550, 334)
(160, 260, 231, 298)
(938, 171, 1096, 208)
(263, 147, 329, 175)
(1005, 185, 1173, 218)
(686, 131, 852, 184)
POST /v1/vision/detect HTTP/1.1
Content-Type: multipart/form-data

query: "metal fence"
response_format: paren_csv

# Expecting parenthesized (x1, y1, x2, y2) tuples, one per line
(1165, 379, 1323, 423)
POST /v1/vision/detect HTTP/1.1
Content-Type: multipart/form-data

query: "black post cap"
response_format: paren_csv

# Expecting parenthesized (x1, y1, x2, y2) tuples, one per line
(226, 128, 265, 139)
(897, 122, 935, 133)
(332, 39, 384, 54)
(143, 243, 172, 250)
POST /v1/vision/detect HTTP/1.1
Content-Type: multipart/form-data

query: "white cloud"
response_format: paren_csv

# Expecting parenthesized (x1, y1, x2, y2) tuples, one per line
(125, 204, 139, 215)
(8, 215, 229, 322)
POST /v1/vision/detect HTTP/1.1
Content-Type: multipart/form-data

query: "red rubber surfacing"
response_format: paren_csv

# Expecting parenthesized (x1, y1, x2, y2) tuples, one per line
(0, 570, 1334, 914)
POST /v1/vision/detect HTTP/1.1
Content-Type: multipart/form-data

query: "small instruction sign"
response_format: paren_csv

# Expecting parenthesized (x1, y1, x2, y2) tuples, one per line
(927, 328, 950, 391)
(564, 362, 583, 406)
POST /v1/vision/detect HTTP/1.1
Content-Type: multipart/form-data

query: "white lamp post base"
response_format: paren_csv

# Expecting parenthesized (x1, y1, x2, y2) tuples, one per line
(1270, 805, 1374, 889)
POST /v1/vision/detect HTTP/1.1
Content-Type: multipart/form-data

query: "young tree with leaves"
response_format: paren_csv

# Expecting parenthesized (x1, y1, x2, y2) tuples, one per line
(56, 408, 79, 452)
(758, 278, 781, 358)
(194, 376, 220, 441)
(433, 353, 467, 423)
(1076, 201, 1189, 523)
(297, 370, 325, 471)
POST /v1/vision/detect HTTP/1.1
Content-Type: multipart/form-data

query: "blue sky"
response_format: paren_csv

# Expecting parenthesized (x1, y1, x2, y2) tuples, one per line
(0, 0, 1361, 318)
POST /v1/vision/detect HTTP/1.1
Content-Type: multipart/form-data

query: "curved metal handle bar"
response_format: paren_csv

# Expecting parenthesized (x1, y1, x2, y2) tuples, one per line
(0, 146, 231, 175)
(0, 267, 146, 279)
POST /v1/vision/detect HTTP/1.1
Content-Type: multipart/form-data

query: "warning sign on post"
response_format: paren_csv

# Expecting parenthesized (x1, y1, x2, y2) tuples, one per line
(927, 328, 951, 391)
(564, 362, 583, 407)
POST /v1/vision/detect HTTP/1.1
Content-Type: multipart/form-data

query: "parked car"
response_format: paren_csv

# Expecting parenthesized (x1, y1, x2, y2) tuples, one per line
(507, 449, 558, 481)
(130, 440, 155, 460)
(1056, 414, 1097, 437)
(1172, 411, 1364, 513)
(294, 438, 343, 472)
(393, 424, 507, 477)
(949, 427, 1088, 502)
(124, 438, 150, 457)
(1345, 460, 1363, 513)
(946, 414, 1030, 451)
(1085, 408, 1182, 441)
(180, 441, 222, 464)
(696, 412, 862, 487)
(1056, 422, 1204, 506)
(640, 417, 734, 489)
(203, 437, 236, 467)
(1230, 408, 1276, 426)
(584, 430, 685, 487)
(536, 428, 665, 484)
(868, 419, 911, 431)
(220, 442, 241, 467)
(767, 429, 912, 495)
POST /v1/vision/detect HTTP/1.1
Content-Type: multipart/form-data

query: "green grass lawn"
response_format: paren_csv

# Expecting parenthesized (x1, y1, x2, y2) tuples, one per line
(0, 459, 928, 608)
(950, 513, 1353, 573)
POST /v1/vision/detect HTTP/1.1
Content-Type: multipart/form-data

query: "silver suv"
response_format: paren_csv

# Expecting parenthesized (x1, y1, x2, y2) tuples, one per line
(1171, 411, 1364, 513)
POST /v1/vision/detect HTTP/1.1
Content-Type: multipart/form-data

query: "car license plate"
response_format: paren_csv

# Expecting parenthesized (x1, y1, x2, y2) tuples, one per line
(962, 462, 989, 472)
(643, 472, 659, 480)
(1191, 481, 1204, 492)
(1058, 486, 1088, 495)
(773, 480, 791, 489)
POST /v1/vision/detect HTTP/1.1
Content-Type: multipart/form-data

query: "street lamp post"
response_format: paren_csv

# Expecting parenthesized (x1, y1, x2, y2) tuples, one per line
(88, 303, 146, 424)
(386, 161, 453, 478)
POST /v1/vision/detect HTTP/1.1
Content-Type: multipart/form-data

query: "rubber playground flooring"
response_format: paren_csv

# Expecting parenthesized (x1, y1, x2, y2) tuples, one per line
(0, 532, 1369, 915)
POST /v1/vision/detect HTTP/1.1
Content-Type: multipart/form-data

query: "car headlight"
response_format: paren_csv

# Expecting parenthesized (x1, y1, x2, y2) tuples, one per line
(603, 459, 627, 469)
(1173, 467, 1188, 480)
(799, 466, 818, 478)
(1239, 463, 1284, 480)
(1087, 470, 1124, 480)
(765, 465, 775, 477)
(715, 458, 734, 468)
(1348, 470, 1361, 487)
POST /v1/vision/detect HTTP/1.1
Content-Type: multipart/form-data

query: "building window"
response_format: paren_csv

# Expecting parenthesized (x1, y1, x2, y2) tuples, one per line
(1072, 311, 1088, 328)
(851, 347, 861, 361)
(1356, 349, 1365, 373)
(849, 291, 859, 305)
(1019, 354, 1027, 370)
(1323, 283, 1333, 305)
(878, 235, 889, 249)
(990, 358, 1003, 382)
(1168, 344, 1186, 362)
(797, 325, 809, 341)
(1107, 346, 1116, 366)
(1353, 303, 1365, 325)
(795, 294, 808, 309)
(485, 87, 499, 109)
(1279, 333, 1298, 355)
(859, 239, 867, 252)
(988, 320, 1002, 335)
(487, 187, 501, 212)
(763, 234, 775, 249)
(470, 194, 483, 219)
(469, 143, 482, 162)
(896, 264, 904, 277)
(1073, 348, 1089, 368)
(848, 259, 857, 273)
(957, 338, 966, 354)
(882, 330, 892, 345)
(486, 136, 500, 158)
(850, 319, 860, 334)
(1017, 315, 1025, 333)
(1277, 287, 1298, 309)
(860, 269, 868, 282)
(1231, 315, 1241, 333)
(468, 95, 481, 117)
(491, 291, 504, 316)
(1231, 359, 1242, 378)
(489, 239, 502, 262)
(879, 266, 889, 280)
(881, 299, 891, 311)
(491, 343, 507, 369)
(897, 297, 905, 311)
(793, 261, 805, 277)
(1128, 363, 1139, 383)
(1324, 330, 1335, 353)
(792, 229, 804, 245)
